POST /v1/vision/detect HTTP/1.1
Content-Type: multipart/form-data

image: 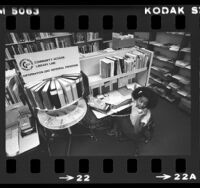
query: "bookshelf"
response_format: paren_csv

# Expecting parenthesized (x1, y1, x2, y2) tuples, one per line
(147, 32, 191, 113)
(80, 47, 154, 96)
(5, 32, 103, 71)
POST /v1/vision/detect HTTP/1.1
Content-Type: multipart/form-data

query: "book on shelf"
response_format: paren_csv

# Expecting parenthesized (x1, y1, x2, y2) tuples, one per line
(49, 79, 61, 109)
(159, 67, 170, 74)
(57, 78, 74, 104)
(62, 75, 83, 98)
(111, 79, 118, 91)
(24, 80, 43, 108)
(175, 60, 190, 68)
(169, 45, 180, 51)
(31, 81, 46, 109)
(41, 80, 53, 109)
(181, 47, 191, 53)
(55, 80, 67, 107)
(99, 58, 113, 78)
(87, 32, 100, 41)
(61, 78, 79, 101)
(172, 74, 190, 85)
(101, 81, 111, 94)
(113, 55, 124, 74)
(154, 55, 171, 62)
(99, 49, 149, 79)
(177, 89, 190, 97)
(149, 41, 164, 47)
(168, 82, 181, 90)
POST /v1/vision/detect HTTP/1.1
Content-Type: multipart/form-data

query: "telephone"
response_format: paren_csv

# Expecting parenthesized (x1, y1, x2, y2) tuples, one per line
(19, 116, 36, 137)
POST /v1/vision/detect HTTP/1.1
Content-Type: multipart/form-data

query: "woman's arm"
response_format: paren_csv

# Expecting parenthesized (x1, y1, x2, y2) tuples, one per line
(140, 110, 151, 127)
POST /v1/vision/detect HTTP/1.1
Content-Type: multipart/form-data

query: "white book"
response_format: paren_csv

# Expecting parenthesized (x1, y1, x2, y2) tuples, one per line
(62, 78, 79, 100)
(57, 78, 74, 104)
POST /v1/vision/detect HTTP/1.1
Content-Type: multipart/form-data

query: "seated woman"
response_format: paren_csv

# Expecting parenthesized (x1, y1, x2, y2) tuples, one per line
(107, 86, 158, 155)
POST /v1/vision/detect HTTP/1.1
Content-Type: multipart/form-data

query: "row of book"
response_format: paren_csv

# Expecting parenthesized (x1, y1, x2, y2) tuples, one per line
(5, 76, 21, 106)
(86, 32, 100, 41)
(99, 50, 149, 78)
(5, 38, 72, 59)
(73, 32, 100, 43)
(6, 33, 72, 44)
(78, 42, 99, 54)
(24, 75, 83, 110)
(112, 33, 134, 40)
(149, 41, 180, 51)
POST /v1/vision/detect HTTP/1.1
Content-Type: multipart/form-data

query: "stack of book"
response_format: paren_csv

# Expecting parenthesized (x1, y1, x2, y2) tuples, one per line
(99, 50, 149, 78)
(181, 47, 191, 53)
(169, 45, 180, 51)
(175, 60, 190, 68)
(172, 74, 190, 85)
(168, 82, 181, 90)
(24, 74, 83, 110)
(149, 41, 164, 47)
(112, 33, 134, 40)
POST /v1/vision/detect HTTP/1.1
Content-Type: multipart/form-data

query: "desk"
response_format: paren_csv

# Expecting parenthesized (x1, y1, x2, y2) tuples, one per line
(6, 104, 40, 157)
(6, 124, 40, 157)
(88, 84, 139, 119)
(37, 98, 88, 156)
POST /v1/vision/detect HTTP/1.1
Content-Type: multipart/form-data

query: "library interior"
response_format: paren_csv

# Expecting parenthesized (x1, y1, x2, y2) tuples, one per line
(5, 32, 194, 157)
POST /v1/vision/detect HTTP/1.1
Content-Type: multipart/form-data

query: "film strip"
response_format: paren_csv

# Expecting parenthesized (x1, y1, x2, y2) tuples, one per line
(0, 4, 200, 184)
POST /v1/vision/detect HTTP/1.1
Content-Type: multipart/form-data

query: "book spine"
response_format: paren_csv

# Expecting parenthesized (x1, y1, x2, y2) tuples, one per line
(71, 83, 78, 100)
(33, 89, 45, 109)
(76, 78, 83, 98)
(65, 85, 73, 103)
(41, 90, 53, 110)
(50, 90, 61, 109)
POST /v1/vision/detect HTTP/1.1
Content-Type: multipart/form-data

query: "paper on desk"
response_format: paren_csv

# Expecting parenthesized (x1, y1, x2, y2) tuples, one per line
(126, 82, 141, 90)
(102, 90, 131, 105)
(92, 103, 132, 119)
(6, 125, 19, 157)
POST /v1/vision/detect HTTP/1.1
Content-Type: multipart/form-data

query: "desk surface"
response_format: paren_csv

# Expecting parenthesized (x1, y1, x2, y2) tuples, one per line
(88, 83, 141, 119)
(92, 102, 133, 119)
(37, 98, 87, 130)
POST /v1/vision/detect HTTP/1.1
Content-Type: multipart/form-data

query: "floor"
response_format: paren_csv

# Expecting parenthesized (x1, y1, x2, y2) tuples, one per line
(40, 97, 190, 156)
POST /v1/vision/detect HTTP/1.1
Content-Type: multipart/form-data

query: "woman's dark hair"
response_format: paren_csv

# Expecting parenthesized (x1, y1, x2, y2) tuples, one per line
(132, 87, 158, 109)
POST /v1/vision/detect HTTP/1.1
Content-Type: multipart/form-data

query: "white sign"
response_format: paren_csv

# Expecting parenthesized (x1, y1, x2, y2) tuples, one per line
(15, 47, 81, 84)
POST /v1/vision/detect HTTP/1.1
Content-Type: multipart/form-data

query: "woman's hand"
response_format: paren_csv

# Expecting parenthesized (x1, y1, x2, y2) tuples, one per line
(140, 122, 146, 127)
